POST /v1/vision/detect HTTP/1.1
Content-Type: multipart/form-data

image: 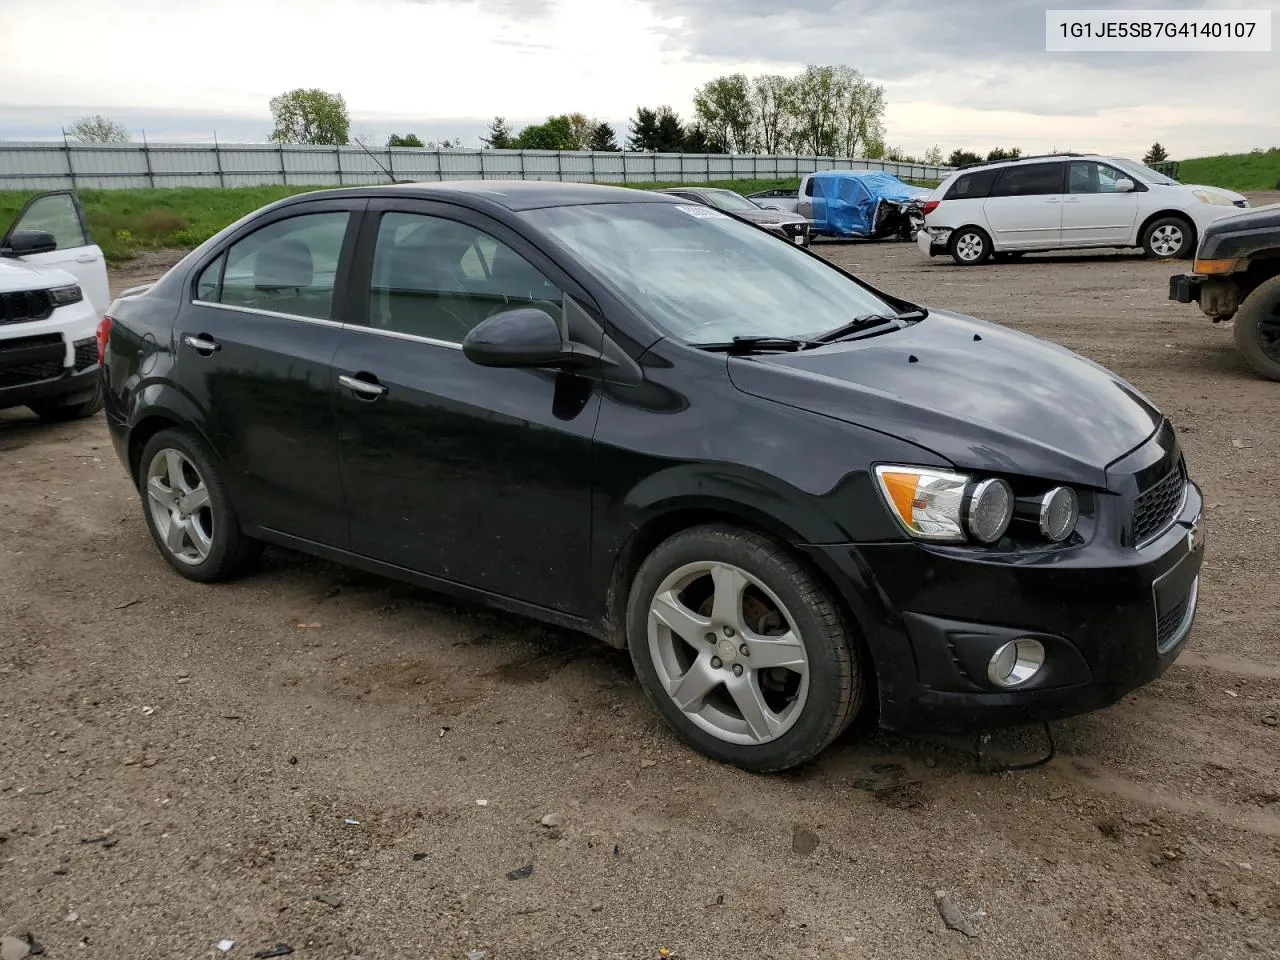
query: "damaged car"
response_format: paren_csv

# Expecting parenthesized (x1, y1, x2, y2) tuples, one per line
(749, 170, 929, 241)
(654, 187, 811, 247)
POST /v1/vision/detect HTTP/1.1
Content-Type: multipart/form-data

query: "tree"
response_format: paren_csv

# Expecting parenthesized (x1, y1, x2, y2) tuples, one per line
(947, 148, 983, 167)
(885, 146, 917, 163)
(483, 117, 514, 150)
(834, 67, 885, 159)
(427, 138, 463, 149)
(864, 139, 886, 160)
(788, 66, 844, 156)
(269, 88, 350, 145)
(627, 107, 660, 151)
(986, 146, 1022, 162)
(751, 74, 795, 154)
(68, 115, 129, 144)
(682, 123, 726, 154)
(567, 113, 594, 150)
(693, 73, 755, 153)
(514, 115, 578, 151)
(387, 133, 424, 148)
(653, 107, 686, 152)
(923, 145, 944, 165)
(588, 121, 619, 151)
(1144, 142, 1169, 164)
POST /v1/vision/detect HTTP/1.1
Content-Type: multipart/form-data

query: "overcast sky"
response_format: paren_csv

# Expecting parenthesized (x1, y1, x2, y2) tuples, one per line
(1, 0, 1276, 159)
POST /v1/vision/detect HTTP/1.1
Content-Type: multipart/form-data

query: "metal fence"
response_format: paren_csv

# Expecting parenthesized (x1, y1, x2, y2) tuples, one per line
(0, 141, 954, 191)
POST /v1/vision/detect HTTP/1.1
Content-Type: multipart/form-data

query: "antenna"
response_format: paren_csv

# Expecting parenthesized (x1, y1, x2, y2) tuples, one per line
(352, 136, 404, 184)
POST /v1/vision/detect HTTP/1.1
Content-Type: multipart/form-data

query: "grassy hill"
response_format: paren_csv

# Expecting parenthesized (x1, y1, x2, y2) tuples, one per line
(1176, 149, 1280, 191)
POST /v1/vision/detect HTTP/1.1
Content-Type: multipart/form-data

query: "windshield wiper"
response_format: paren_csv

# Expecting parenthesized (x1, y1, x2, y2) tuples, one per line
(811, 309, 926, 344)
(698, 335, 823, 354)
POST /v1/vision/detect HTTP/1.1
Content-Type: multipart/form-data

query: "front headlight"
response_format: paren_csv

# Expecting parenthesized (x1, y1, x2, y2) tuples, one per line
(874, 466, 1013, 544)
(49, 284, 84, 306)
(1193, 189, 1235, 206)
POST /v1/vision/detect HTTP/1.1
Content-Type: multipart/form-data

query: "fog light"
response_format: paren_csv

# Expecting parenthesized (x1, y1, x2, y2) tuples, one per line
(986, 638, 1045, 688)
(1039, 487, 1079, 542)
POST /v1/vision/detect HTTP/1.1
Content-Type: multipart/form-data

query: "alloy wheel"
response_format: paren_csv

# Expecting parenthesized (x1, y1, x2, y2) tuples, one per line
(1149, 224, 1184, 257)
(646, 561, 810, 745)
(146, 448, 214, 565)
(955, 232, 985, 262)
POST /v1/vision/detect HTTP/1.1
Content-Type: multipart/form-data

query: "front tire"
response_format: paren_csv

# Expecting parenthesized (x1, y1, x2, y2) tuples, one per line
(29, 379, 104, 421)
(626, 525, 865, 772)
(1232, 275, 1280, 382)
(138, 428, 262, 582)
(1143, 216, 1194, 259)
(949, 227, 992, 265)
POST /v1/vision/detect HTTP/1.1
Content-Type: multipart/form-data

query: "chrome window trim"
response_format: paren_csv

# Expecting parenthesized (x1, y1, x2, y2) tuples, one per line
(192, 300, 344, 328)
(343, 324, 464, 351)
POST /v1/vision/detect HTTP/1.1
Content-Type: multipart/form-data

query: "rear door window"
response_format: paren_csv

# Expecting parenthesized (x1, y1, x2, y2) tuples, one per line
(215, 212, 350, 320)
(990, 163, 1065, 197)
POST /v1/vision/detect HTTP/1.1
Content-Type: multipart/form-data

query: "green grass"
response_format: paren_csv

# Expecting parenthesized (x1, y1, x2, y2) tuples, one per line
(1175, 149, 1280, 192)
(0, 174, 941, 262)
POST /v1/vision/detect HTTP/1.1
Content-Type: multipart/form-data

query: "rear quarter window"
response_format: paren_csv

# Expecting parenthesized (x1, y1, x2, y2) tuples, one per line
(944, 169, 998, 200)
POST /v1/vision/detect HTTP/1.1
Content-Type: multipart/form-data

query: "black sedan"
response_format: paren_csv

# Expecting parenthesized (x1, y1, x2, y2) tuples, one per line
(655, 186, 811, 247)
(100, 181, 1204, 772)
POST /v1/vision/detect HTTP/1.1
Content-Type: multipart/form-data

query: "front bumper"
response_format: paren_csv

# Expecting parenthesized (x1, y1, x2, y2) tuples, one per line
(0, 332, 101, 411)
(804, 480, 1205, 734)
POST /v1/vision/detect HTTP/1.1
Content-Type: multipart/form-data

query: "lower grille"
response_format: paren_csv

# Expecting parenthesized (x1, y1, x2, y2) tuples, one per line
(0, 358, 66, 389)
(0, 289, 55, 325)
(73, 337, 97, 370)
(1156, 578, 1198, 654)
(1132, 461, 1186, 545)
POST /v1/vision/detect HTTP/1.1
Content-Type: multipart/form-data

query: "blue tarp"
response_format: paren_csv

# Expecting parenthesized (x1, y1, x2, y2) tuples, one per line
(809, 171, 929, 238)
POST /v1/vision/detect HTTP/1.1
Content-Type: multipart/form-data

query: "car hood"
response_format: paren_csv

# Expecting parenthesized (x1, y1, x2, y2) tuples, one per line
(1174, 183, 1249, 203)
(740, 207, 807, 225)
(726, 309, 1162, 487)
(0, 256, 77, 294)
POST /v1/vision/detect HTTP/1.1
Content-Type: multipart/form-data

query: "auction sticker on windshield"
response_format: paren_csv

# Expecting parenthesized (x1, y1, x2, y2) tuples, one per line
(675, 204, 730, 219)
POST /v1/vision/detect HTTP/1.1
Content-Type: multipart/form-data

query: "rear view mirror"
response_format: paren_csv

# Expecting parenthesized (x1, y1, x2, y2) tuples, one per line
(1114, 178, 1135, 193)
(462, 307, 594, 369)
(1, 229, 58, 257)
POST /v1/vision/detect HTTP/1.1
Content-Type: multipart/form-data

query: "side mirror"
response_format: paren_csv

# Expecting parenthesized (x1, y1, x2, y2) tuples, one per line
(1, 229, 58, 257)
(462, 307, 592, 369)
(1114, 178, 1135, 193)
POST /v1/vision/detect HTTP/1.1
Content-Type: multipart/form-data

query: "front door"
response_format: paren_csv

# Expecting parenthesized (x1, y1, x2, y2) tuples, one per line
(1, 191, 109, 315)
(332, 200, 601, 615)
(1062, 160, 1140, 246)
(172, 198, 363, 547)
(982, 162, 1066, 249)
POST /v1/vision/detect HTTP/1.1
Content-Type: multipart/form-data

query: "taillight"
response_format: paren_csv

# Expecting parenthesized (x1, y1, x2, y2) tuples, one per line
(922, 200, 940, 217)
(96, 315, 113, 364)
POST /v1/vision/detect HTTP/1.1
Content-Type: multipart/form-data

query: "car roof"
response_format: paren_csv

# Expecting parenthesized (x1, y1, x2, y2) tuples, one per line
(954, 153, 1113, 173)
(275, 179, 682, 212)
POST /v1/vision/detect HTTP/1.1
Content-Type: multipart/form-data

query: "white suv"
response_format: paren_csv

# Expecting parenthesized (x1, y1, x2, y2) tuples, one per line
(1, 191, 110, 420)
(917, 153, 1249, 266)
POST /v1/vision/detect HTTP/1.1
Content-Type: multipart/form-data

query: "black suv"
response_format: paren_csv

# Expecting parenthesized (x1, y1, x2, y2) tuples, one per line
(102, 181, 1204, 772)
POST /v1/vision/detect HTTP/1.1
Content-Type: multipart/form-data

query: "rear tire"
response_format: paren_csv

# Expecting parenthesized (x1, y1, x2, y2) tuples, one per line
(1143, 216, 1194, 259)
(1232, 275, 1280, 382)
(626, 524, 865, 772)
(138, 428, 263, 583)
(30, 379, 104, 421)
(949, 227, 992, 265)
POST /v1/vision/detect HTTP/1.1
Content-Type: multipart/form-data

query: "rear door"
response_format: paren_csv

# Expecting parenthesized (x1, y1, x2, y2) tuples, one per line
(331, 198, 602, 614)
(1062, 160, 1140, 245)
(173, 197, 364, 547)
(982, 162, 1066, 249)
(1, 191, 109, 316)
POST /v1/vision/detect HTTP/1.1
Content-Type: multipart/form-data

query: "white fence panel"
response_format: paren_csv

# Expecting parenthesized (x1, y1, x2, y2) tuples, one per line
(0, 141, 954, 192)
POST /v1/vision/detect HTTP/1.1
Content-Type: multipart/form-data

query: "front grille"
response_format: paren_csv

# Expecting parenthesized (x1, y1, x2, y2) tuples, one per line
(0, 289, 55, 326)
(0, 358, 65, 389)
(781, 222, 809, 236)
(1132, 462, 1186, 545)
(1156, 579, 1198, 653)
(73, 337, 97, 370)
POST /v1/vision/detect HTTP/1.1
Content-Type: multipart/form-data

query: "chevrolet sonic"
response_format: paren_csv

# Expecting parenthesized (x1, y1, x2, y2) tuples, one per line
(100, 181, 1204, 772)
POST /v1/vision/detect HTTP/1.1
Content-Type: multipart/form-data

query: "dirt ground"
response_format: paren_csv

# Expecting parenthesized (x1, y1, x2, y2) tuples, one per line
(2, 209, 1279, 960)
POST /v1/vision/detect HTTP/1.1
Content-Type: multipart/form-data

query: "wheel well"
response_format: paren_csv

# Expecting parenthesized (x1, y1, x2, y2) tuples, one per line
(1138, 209, 1197, 246)
(126, 414, 182, 484)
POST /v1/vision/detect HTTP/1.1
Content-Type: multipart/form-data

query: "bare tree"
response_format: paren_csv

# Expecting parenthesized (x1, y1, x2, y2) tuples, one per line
(68, 115, 130, 144)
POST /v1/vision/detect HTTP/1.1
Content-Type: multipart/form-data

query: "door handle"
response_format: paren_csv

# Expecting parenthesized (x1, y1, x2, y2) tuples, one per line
(183, 334, 220, 355)
(338, 374, 388, 399)
(74, 254, 97, 263)
(1065, 197, 1081, 203)
(1045, 197, 1061, 203)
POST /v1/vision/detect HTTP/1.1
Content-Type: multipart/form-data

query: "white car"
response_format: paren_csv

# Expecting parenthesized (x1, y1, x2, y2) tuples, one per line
(1, 191, 110, 420)
(917, 153, 1249, 265)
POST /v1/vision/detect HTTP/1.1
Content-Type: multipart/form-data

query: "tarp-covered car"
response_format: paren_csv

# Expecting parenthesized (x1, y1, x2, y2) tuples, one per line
(750, 171, 930, 241)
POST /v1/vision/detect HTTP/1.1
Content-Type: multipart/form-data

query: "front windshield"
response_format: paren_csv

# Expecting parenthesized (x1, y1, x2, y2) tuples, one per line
(1110, 157, 1178, 185)
(702, 189, 760, 213)
(522, 202, 898, 345)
